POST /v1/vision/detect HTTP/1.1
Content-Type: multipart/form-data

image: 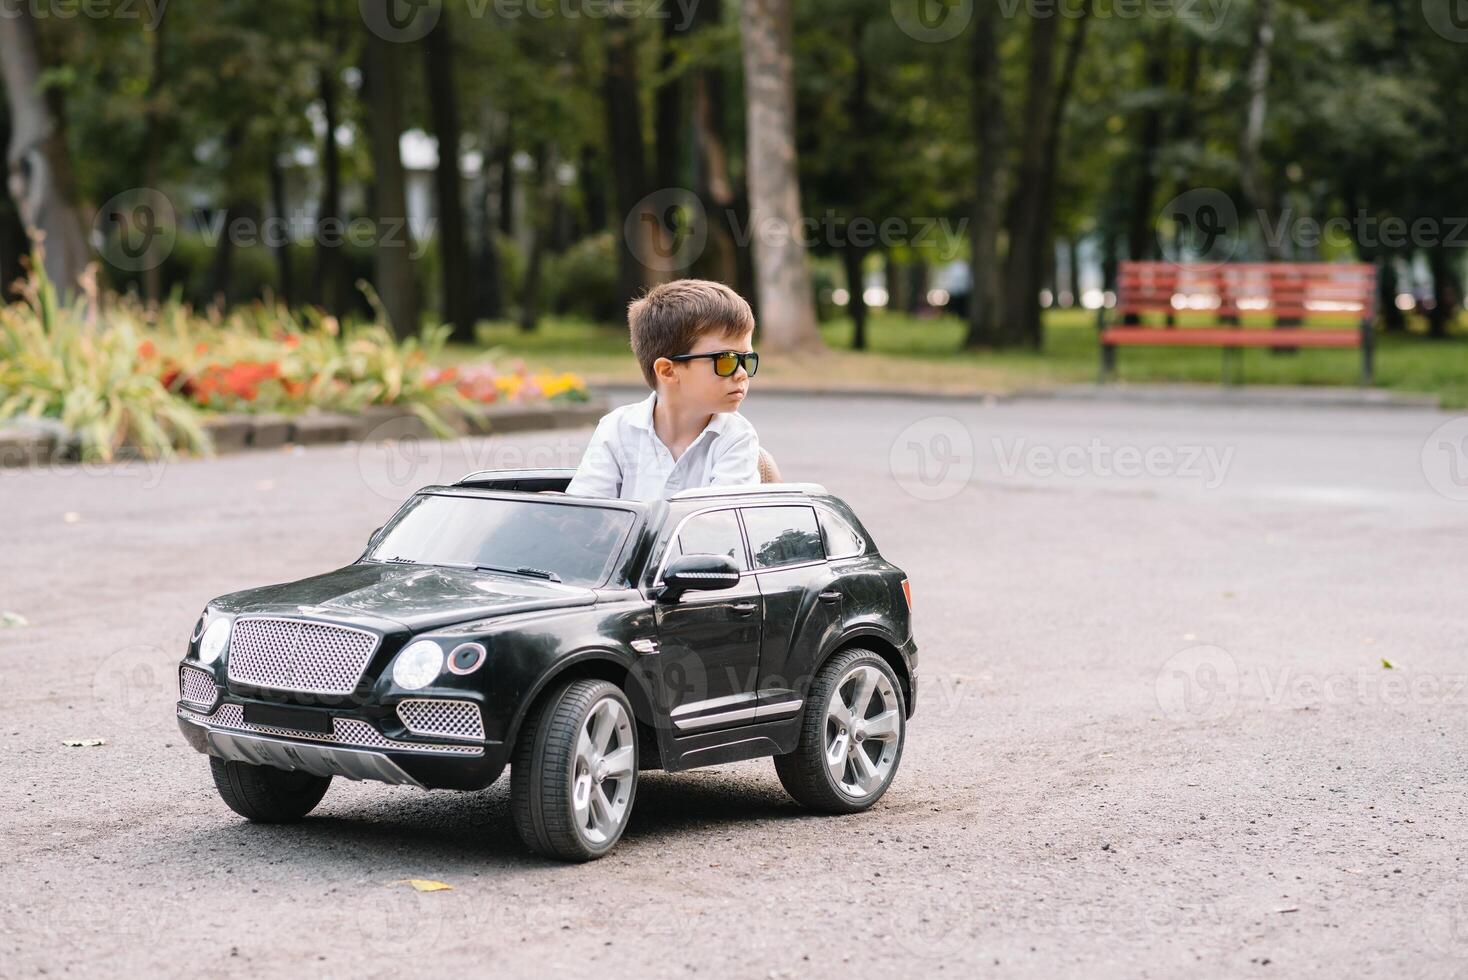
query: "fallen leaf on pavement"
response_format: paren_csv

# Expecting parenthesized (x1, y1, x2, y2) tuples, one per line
(1, 611, 29, 628)
(1380, 658, 1394, 670)
(397, 879, 452, 892)
(1274, 906, 1299, 914)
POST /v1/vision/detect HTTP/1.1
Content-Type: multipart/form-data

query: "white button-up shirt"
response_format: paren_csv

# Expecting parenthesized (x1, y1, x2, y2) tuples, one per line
(565, 392, 761, 501)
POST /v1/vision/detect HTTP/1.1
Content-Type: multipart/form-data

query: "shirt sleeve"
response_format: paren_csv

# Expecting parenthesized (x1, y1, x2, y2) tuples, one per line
(565, 416, 623, 498)
(708, 423, 761, 487)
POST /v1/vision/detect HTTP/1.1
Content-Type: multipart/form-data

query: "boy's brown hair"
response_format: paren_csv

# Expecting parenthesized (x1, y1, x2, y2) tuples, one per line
(628, 279, 756, 388)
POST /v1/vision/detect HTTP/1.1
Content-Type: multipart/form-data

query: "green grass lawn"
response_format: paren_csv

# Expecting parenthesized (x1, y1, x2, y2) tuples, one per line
(454, 309, 1468, 407)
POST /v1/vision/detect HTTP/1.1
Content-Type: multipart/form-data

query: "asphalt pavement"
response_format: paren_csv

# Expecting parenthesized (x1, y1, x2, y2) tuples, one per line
(3, 391, 1467, 978)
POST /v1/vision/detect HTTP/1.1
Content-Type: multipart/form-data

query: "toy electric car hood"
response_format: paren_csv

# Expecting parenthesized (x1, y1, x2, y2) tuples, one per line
(207, 561, 596, 633)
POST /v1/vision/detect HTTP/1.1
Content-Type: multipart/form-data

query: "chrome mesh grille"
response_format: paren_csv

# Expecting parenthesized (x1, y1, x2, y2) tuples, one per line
(178, 666, 217, 709)
(226, 618, 379, 695)
(179, 703, 481, 755)
(396, 699, 485, 741)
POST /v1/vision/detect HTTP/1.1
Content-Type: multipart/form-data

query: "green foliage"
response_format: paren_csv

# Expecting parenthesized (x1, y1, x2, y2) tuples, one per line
(544, 233, 621, 322)
(0, 260, 209, 462)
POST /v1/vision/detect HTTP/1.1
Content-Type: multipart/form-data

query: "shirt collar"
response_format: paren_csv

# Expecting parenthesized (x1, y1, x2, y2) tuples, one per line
(631, 391, 730, 436)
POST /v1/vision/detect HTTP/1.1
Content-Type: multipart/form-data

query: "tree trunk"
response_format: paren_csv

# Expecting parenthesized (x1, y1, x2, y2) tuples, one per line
(0, 6, 90, 296)
(605, 15, 653, 309)
(689, 0, 753, 300)
(315, 0, 349, 316)
(964, 0, 1006, 349)
(1239, 0, 1283, 260)
(140, 10, 168, 305)
(0, 97, 29, 296)
(907, 260, 927, 315)
(472, 105, 505, 322)
(268, 148, 293, 307)
(424, 9, 473, 342)
(1125, 27, 1169, 265)
(497, 118, 514, 237)
(1427, 246, 1459, 340)
(519, 145, 552, 333)
(1002, 4, 1091, 348)
(842, 241, 867, 350)
(579, 143, 607, 234)
(739, 0, 822, 352)
(656, 13, 686, 196)
(1000, 11, 1060, 348)
(364, 12, 419, 337)
(1067, 237, 1082, 307)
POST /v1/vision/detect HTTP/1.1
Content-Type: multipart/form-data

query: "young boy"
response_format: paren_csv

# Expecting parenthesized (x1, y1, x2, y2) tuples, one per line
(565, 279, 761, 501)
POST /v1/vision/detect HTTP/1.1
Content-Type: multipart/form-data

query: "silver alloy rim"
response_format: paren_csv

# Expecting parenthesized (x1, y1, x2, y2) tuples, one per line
(825, 664, 901, 798)
(572, 696, 636, 845)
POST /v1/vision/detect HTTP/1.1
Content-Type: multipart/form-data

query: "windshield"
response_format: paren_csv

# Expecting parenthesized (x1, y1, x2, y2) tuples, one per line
(367, 494, 635, 588)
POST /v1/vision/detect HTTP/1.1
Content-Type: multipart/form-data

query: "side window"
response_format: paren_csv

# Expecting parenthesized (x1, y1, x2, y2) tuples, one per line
(818, 509, 865, 559)
(669, 509, 747, 571)
(742, 506, 824, 569)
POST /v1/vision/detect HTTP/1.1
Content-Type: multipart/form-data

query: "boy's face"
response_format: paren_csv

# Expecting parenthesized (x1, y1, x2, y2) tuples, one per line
(656, 327, 756, 413)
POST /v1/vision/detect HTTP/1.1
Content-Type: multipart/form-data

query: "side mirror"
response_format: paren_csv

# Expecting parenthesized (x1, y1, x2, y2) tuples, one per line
(659, 554, 741, 601)
(367, 525, 383, 548)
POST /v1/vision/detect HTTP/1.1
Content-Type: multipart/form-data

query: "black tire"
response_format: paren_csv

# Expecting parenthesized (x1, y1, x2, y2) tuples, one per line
(774, 648, 907, 814)
(511, 679, 639, 862)
(209, 757, 331, 823)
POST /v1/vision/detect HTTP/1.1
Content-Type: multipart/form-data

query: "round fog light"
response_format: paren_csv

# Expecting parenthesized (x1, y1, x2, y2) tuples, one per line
(447, 642, 487, 676)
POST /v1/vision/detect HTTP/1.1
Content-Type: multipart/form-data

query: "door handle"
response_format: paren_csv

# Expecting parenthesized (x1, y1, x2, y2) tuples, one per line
(730, 601, 759, 615)
(818, 591, 842, 604)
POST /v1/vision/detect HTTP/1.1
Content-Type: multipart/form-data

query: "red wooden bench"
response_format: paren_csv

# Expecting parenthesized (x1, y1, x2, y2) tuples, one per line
(1099, 261, 1378, 385)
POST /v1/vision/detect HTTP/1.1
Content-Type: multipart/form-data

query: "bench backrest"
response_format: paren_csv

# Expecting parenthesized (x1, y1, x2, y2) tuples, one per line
(1116, 262, 1378, 322)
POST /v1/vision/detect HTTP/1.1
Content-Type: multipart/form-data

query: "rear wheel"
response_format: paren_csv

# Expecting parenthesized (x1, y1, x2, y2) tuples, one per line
(774, 648, 906, 813)
(209, 757, 331, 823)
(511, 679, 639, 861)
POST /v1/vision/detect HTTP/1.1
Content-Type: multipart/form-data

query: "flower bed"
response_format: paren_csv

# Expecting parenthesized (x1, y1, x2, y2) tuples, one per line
(0, 261, 587, 462)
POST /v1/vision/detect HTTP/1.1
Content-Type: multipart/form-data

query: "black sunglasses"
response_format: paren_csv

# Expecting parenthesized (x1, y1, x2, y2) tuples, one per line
(668, 350, 760, 378)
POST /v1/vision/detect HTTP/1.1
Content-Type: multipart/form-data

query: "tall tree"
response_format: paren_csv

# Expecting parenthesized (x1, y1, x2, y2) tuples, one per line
(964, 1, 1006, 349)
(739, 0, 822, 352)
(1239, 0, 1283, 259)
(1000, 3, 1091, 348)
(605, 14, 653, 310)
(314, 0, 349, 315)
(424, 9, 473, 341)
(363, 12, 419, 337)
(0, 6, 90, 295)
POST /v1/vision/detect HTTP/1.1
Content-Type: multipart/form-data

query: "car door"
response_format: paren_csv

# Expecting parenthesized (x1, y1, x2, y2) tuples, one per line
(740, 504, 842, 720)
(651, 507, 765, 733)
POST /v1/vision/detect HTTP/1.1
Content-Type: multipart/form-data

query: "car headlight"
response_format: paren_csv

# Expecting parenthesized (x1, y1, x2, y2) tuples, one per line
(393, 640, 444, 690)
(199, 617, 231, 665)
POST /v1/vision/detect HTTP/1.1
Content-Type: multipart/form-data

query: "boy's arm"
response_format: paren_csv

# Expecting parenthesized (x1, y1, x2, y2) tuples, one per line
(708, 425, 761, 486)
(564, 417, 623, 498)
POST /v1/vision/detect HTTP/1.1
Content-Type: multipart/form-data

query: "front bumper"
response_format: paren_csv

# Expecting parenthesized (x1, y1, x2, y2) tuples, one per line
(177, 701, 509, 791)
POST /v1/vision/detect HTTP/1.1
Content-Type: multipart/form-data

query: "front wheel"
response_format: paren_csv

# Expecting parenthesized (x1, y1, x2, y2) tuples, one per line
(209, 757, 332, 822)
(511, 679, 639, 861)
(774, 648, 906, 813)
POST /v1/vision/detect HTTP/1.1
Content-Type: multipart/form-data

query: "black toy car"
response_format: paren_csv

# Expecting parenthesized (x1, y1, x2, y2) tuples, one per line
(176, 469, 917, 860)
